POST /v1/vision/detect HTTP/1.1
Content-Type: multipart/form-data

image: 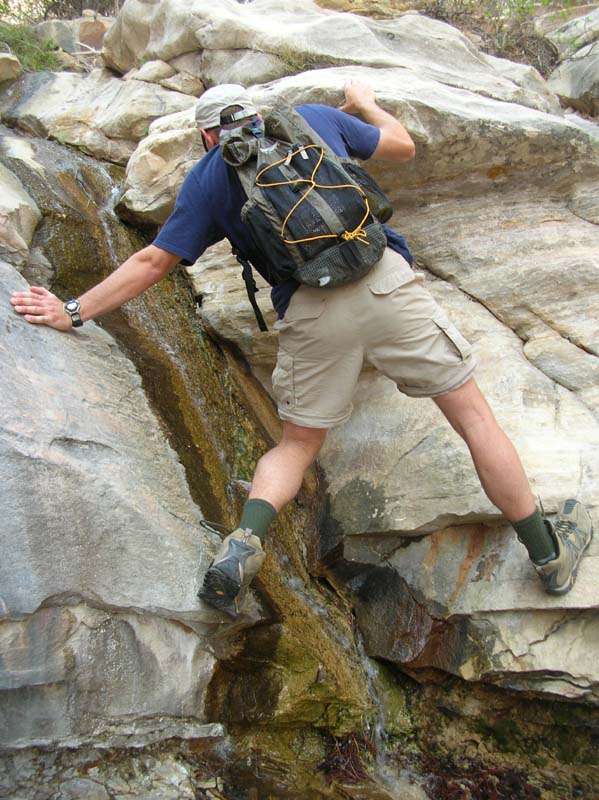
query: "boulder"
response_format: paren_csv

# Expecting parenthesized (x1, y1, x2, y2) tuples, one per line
(0, 69, 195, 165)
(547, 41, 599, 116)
(160, 71, 205, 96)
(0, 163, 41, 266)
(117, 61, 585, 226)
(103, 0, 559, 113)
(536, 6, 599, 61)
(116, 108, 201, 225)
(0, 53, 22, 84)
(124, 59, 176, 83)
(34, 15, 114, 55)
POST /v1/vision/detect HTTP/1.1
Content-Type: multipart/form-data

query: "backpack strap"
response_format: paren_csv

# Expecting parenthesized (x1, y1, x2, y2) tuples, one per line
(232, 247, 268, 332)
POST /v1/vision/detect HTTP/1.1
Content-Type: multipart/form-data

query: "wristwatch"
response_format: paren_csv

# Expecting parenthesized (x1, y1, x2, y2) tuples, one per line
(64, 298, 83, 328)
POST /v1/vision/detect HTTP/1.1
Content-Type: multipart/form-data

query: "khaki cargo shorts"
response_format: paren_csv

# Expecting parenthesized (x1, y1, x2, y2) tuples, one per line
(272, 247, 476, 428)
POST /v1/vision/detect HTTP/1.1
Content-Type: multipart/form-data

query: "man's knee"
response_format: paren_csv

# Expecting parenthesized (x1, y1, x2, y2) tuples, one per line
(280, 420, 327, 459)
(434, 378, 496, 439)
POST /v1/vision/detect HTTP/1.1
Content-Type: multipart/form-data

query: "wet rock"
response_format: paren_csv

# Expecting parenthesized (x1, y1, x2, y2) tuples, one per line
(0, 259, 251, 748)
(349, 517, 599, 702)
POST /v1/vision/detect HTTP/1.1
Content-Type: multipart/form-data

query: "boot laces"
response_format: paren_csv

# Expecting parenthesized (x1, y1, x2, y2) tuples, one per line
(554, 518, 575, 542)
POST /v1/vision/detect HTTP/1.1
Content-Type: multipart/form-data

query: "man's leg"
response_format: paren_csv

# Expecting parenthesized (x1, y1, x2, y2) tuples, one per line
(433, 377, 537, 523)
(199, 422, 327, 615)
(249, 421, 328, 512)
(434, 378, 593, 593)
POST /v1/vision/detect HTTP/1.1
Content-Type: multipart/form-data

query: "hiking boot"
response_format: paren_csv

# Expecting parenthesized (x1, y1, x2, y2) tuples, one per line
(198, 527, 265, 617)
(534, 499, 593, 595)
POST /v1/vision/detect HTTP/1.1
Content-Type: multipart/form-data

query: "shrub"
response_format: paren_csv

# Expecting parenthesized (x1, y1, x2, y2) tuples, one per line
(0, 22, 61, 70)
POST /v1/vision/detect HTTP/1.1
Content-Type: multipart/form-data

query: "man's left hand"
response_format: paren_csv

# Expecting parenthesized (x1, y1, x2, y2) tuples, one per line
(10, 286, 73, 331)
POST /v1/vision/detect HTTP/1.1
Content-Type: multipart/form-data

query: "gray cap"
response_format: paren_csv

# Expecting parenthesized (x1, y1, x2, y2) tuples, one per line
(195, 84, 258, 129)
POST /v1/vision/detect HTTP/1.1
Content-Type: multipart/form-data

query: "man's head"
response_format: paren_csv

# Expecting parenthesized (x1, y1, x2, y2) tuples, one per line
(195, 83, 259, 151)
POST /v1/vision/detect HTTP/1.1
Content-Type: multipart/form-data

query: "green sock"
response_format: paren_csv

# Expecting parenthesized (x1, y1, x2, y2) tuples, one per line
(239, 499, 277, 543)
(512, 509, 556, 564)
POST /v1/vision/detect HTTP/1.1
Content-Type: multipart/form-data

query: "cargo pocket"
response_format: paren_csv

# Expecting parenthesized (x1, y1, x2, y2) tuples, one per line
(432, 310, 472, 361)
(275, 289, 326, 344)
(271, 349, 295, 410)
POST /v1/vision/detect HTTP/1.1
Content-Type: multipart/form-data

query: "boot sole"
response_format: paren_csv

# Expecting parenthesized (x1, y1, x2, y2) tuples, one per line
(198, 567, 241, 618)
(545, 523, 593, 595)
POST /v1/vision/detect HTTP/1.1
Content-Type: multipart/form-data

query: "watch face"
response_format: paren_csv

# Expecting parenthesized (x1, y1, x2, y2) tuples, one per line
(65, 300, 80, 313)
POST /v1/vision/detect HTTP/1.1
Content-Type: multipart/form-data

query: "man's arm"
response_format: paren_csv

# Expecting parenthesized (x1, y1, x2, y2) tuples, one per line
(10, 244, 180, 331)
(339, 79, 415, 162)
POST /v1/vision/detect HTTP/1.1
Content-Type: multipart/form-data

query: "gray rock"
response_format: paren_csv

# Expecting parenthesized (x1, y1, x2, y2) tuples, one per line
(352, 514, 599, 702)
(0, 163, 41, 266)
(1, 69, 195, 165)
(0, 261, 250, 749)
(536, 6, 599, 61)
(103, 0, 559, 112)
(547, 41, 599, 115)
(34, 16, 113, 55)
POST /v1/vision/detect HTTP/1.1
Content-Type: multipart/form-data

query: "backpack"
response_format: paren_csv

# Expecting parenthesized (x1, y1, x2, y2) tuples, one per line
(220, 102, 393, 329)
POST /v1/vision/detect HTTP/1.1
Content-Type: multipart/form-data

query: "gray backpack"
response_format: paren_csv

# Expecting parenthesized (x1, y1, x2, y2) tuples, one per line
(220, 102, 392, 292)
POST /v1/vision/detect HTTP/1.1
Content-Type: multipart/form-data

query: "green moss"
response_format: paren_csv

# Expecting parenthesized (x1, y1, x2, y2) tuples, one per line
(0, 23, 61, 72)
(473, 718, 526, 753)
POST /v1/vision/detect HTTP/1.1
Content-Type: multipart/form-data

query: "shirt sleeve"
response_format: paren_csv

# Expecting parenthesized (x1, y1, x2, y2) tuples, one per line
(153, 169, 223, 266)
(333, 107, 381, 160)
(297, 104, 380, 161)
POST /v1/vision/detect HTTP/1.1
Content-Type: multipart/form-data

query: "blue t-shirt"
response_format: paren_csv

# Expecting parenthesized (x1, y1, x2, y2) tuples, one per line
(153, 104, 413, 317)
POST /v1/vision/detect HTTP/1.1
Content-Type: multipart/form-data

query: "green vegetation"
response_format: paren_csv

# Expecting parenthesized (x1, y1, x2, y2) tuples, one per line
(0, 0, 120, 25)
(0, 21, 61, 70)
(417, 0, 589, 76)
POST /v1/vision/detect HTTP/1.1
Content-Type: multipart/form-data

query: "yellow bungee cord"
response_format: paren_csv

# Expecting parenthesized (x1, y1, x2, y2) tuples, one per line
(255, 144, 371, 246)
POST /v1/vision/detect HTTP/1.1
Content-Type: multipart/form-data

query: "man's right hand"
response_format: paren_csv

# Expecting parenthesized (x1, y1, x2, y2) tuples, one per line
(339, 78, 378, 116)
(11, 286, 73, 331)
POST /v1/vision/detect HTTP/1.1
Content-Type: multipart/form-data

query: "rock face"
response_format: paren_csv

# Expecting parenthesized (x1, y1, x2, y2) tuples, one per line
(102, 0, 560, 111)
(0, 260, 235, 749)
(2, 0, 599, 793)
(0, 163, 40, 266)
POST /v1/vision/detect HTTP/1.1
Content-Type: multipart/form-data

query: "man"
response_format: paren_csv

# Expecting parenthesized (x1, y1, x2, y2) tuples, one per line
(11, 81, 593, 618)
